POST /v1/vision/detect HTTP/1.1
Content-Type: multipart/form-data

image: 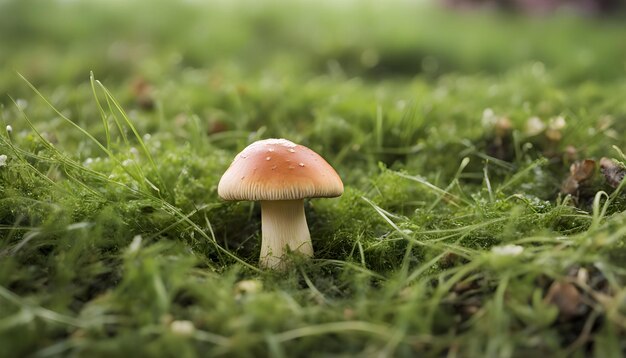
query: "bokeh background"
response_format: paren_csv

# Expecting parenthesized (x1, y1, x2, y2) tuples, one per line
(1, 0, 626, 356)
(1, 0, 625, 92)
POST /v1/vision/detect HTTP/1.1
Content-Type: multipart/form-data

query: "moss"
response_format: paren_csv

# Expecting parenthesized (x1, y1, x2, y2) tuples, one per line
(1, 0, 626, 356)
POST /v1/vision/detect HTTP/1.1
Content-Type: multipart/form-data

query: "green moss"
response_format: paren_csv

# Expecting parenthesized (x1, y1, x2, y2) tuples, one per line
(1, 0, 626, 356)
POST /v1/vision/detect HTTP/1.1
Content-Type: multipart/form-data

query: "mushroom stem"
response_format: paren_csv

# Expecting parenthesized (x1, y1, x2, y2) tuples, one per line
(260, 199, 312, 269)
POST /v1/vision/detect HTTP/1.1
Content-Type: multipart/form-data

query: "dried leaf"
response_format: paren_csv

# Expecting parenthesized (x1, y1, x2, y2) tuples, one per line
(494, 117, 512, 139)
(599, 157, 626, 188)
(208, 120, 229, 135)
(561, 159, 596, 195)
(544, 281, 582, 319)
(131, 77, 155, 110)
(486, 117, 514, 161)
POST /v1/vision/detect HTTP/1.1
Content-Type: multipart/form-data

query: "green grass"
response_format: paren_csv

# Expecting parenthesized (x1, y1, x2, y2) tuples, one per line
(1, 0, 626, 356)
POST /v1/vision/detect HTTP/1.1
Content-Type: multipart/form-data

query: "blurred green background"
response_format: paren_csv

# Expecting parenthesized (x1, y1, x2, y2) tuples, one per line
(1, 0, 626, 356)
(1, 0, 625, 90)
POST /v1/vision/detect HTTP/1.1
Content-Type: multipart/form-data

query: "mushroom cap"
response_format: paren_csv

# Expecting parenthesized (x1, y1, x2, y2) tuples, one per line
(218, 138, 344, 201)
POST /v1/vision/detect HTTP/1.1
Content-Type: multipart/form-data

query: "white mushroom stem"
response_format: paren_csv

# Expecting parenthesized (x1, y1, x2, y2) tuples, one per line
(260, 199, 313, 269)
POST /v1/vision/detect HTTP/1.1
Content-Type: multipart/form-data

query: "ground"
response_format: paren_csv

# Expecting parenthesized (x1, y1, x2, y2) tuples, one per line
(1, 0, 625, 356)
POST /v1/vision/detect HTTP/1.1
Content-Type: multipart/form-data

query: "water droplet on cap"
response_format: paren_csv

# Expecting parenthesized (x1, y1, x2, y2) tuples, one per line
(288, 149, 295, 153)
(266, 156, 271, 161)
(298, 162, 304, 167)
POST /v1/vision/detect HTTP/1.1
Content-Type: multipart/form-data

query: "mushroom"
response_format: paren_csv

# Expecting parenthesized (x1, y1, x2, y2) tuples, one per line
(218, 138, 343, 269)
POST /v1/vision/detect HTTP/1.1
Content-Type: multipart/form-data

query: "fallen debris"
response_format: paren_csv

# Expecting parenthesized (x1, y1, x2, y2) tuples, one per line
(131, 77, 156, 110)
(561, 159, 596, 196)
(599, 157, 626, 188)
(544, 281, 582, 320)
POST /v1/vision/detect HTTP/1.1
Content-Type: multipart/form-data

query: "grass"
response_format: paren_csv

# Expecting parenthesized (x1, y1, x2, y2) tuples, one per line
(1, 0, 626, 356)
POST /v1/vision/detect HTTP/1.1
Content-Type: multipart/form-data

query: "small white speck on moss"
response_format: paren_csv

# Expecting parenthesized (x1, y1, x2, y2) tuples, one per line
(15, 99, 28, 110)
(6, 125, 12, 134)
(549, 116, 566, 130)
(170, 320, 195, 336)
(481, 108, 497, 128)
(0, 155, 7, 167)
(491, 244, 524, 256)
(525, 117, 545, 136)
(234, 280, 263, 300)
(129, 235, 142, 253)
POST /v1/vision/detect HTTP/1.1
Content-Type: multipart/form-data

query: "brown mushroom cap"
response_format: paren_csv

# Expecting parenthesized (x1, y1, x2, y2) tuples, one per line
(218, 139, 344, 201)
